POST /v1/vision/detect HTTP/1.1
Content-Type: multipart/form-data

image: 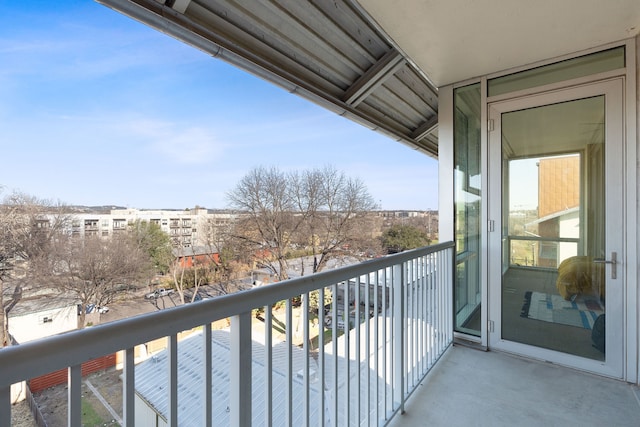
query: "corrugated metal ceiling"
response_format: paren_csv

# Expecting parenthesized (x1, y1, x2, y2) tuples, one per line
(98, 0, 439, 157)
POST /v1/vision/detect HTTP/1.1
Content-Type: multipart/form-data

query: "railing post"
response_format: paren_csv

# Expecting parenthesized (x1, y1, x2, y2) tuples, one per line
(265, 305, 273, 427)
(303, 292, 310, 427)
(68, 364, 81, 427)
(285, 298, 293, 427)
(317, 288, 325, 427)
(203, 323, 212, 427)
(392, 263, 405, 414)
(122, 347, 135, 426)
(231, 312, 252, 426)
(0, 385, 9, 426)
(449, 247, 455, 343)
(168, 334, 178, 426)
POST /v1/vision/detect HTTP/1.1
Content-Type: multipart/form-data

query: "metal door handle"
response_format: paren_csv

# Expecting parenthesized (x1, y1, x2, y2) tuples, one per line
(594, 252, 617, 279)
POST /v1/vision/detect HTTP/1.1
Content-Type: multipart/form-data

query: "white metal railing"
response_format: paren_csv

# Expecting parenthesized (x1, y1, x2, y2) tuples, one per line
(507, 235, 579, 268)
(0, 241, 454, 426)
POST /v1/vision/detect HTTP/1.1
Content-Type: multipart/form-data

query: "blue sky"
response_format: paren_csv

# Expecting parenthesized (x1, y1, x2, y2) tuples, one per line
(0, 1, 438, 211)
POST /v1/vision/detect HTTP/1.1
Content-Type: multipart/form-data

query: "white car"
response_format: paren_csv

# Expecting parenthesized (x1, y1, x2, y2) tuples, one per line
(145, 288, 175, 299)
(85, 303, 109, 314)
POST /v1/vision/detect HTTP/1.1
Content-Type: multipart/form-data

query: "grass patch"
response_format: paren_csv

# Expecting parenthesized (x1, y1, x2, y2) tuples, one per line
(81, 397, 105, 426)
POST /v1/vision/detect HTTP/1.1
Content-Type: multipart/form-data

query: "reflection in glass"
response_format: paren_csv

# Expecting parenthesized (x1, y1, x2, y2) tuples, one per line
(454, 83, 481, 336)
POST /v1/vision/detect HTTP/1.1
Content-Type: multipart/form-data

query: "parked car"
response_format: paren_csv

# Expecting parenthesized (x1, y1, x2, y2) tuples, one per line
(84, 303, 109, 314)
(145, 288, 175, 299)
(192, 292, 210, 302)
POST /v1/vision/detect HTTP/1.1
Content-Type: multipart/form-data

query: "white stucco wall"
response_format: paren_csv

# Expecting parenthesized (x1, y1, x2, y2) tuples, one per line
(437, 85, 454, 243)
(135, 395, 166, 427)
(8, 304, 77, 344)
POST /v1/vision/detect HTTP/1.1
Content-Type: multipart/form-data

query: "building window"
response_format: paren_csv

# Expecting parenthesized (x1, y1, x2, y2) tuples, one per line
(113, 219, 127, 229)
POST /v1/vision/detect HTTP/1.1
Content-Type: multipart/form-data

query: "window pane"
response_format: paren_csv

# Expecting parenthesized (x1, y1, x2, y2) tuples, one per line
(488, 46, 624, 97)
(454, 83, 482, 336)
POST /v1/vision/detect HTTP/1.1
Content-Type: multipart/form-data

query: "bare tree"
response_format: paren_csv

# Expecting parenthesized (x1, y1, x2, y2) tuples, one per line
(227, 167, 309, 281)
(292, 166, 378, 313)
(0, 191, 71, 345)
(169, 247, 209, 304)
(49, 234, 151, 327)
(300, 166, 378, 273)
(227, 166, 378, 289)
(0, 191, 14, 346)
(1, 192, 71, 274)
(200, 217, 247, 296)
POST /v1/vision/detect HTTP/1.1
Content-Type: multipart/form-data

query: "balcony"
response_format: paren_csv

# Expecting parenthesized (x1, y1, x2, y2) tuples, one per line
(389, 345, 640, 426)
(2, 241, 638, 426)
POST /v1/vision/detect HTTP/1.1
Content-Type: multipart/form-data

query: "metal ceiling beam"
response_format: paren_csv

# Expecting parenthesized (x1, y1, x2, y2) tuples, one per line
(170, 0, 192, 14)
(411, 116, 438, 140)
(343, 49, 405, 107)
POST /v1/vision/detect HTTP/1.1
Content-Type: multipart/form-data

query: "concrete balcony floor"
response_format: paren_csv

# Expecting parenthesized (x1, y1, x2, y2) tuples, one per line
(389, 344, 640, 427)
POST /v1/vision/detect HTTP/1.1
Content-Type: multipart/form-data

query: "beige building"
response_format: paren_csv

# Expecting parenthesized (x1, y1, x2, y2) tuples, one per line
(67, 207, 236, 248)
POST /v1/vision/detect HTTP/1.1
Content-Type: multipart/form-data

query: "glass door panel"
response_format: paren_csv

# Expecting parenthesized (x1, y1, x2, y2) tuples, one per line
(488, 79, 624, 377)
(501, 96, 605, 360)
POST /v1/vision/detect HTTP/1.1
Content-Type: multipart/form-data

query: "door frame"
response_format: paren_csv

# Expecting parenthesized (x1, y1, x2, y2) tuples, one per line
(487, 78, 625, 378)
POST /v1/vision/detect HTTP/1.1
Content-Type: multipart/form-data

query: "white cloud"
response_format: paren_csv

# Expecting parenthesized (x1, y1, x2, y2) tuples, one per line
(153, 127, 221, 164)
(126, 118, 222, 164)
(0, 38, 74, 55)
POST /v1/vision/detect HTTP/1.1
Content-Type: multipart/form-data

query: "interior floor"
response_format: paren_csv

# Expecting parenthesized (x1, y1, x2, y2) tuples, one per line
(501, 267, 604, 361)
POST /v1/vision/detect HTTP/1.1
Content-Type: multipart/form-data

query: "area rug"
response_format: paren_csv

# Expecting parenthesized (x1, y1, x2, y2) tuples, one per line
(520, 291, 604, 330)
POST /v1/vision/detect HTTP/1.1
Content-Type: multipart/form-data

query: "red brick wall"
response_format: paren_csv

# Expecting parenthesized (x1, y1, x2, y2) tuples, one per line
(178, 252, 220, 268)
(29, 353, 116, 392)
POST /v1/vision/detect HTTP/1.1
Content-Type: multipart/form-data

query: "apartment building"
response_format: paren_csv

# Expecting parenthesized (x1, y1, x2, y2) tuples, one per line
(67, 207, 236, 248)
